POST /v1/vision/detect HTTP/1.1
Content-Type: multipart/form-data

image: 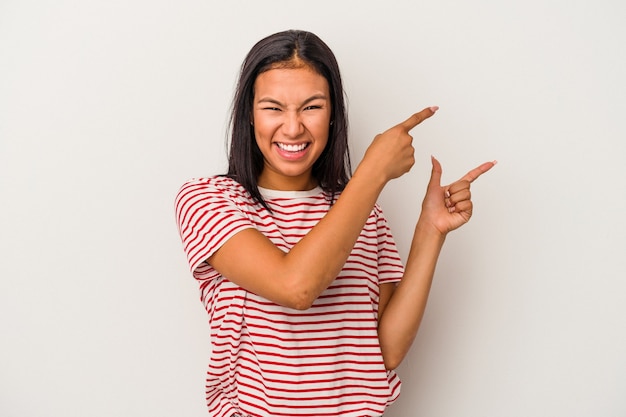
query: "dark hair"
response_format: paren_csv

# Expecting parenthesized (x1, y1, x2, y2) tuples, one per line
(226, 29, 350, 211)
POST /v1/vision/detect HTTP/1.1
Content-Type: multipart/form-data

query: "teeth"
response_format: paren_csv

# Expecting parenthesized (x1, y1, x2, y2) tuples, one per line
(277, 143, 307, 152)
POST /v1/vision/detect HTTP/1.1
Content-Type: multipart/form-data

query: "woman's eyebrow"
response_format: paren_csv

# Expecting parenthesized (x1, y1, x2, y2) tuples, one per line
(256, 94, 328, 107)
(301, 94, 328, 106)
(256, 97, 284, 106)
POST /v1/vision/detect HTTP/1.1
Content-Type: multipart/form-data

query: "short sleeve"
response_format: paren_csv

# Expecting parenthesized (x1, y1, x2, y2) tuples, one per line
(175, 177, 255, 276)
(374, 205, 405, 284)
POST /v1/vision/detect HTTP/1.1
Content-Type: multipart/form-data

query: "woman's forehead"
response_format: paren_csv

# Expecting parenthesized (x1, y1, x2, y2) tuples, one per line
(254, 67, 329, 97)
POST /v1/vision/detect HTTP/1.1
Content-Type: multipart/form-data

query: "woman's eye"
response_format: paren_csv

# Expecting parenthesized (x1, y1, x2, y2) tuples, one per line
(304, 105, 322, 111)
(263, 107, 281, 111)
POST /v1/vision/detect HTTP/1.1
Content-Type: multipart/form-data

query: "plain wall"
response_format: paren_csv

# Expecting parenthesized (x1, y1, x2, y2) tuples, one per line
(1, 0, 624, 416)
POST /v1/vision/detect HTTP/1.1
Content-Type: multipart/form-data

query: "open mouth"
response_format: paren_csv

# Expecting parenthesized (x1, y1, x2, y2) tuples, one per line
(276, 142, 310, 153)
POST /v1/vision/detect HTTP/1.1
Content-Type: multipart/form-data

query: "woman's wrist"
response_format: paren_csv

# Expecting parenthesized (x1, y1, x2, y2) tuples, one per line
(414, 219, 447, 243)
(351, 160, 389, 192)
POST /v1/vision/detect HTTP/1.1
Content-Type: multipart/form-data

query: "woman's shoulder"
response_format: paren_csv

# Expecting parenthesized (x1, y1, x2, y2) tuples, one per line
(176, 175, 252, 203)
(178, 175, 244, 192)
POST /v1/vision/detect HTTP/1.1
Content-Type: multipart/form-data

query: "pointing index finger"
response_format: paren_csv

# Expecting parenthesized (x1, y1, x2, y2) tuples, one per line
(461, 160, 498, 183)
(400, 106, 439, 131)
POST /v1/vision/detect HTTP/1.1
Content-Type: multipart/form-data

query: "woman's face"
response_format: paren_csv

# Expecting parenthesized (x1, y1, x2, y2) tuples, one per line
(252, 66, 331, 191)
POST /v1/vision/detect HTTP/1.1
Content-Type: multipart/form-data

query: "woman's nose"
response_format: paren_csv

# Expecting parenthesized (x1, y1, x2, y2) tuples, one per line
(281, 111, 304, 137)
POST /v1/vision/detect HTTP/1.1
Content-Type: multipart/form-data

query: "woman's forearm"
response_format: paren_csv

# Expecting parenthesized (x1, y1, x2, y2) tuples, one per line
(377, 221, 446, 369)
(284, 164, 388, 306)
(286, 109, 438, 304)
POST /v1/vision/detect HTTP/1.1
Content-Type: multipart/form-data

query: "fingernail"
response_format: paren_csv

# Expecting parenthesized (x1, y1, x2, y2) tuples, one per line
(445, 190, 450, 198)
(430, 106, 439, 113)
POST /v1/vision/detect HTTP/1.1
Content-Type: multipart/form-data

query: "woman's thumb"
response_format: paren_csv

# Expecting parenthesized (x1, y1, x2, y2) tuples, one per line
(429, 155, 443, 189)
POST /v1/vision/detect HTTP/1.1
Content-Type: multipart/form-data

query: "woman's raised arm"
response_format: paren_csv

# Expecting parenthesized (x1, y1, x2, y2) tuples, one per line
(377, 156, 496, 369)
(208, 107, 438, 310)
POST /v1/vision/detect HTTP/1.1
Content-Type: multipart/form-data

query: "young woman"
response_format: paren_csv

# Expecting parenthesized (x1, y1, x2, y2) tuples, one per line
(175, 29, 495, 417)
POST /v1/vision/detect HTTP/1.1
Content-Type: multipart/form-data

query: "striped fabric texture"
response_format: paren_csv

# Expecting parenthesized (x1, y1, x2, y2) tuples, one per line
(175, 176, 405, 417)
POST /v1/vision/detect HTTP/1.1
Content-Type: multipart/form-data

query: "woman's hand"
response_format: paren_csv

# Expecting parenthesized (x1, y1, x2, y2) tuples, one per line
(419, 156, 496, 235)
(360, 107, 439, 183)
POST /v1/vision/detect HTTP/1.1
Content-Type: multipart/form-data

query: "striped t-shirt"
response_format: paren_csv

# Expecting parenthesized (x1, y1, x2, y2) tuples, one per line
(175, 176, 405, 417)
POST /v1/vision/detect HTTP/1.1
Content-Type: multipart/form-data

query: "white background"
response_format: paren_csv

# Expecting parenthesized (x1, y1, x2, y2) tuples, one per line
(1, 1, 625, 416)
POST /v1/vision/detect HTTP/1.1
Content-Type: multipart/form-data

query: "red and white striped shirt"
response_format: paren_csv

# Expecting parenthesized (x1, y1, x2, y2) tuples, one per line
(175, 176, 405, 417)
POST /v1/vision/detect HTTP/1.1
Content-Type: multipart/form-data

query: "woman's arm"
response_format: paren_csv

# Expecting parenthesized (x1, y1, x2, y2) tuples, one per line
(209, 108, 438, 310)
(377, 156, 496, 369)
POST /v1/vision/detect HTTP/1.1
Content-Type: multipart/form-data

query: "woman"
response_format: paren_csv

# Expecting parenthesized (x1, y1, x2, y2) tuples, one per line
(176, 29, 495, 417)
